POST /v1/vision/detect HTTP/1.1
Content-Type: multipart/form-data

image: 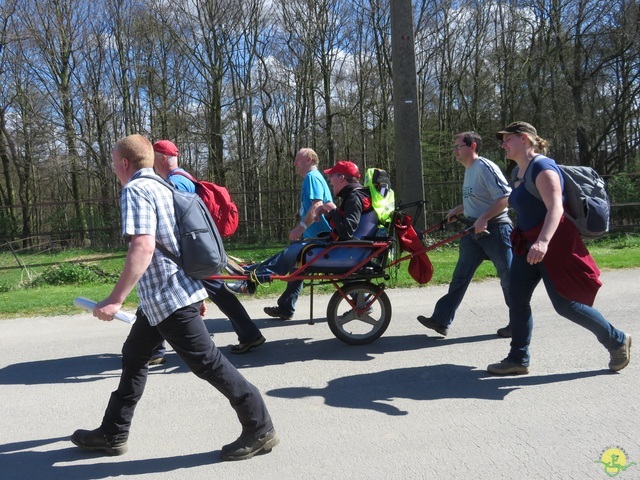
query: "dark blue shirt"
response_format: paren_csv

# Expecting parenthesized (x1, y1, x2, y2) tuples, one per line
(509, 155, 564, 231)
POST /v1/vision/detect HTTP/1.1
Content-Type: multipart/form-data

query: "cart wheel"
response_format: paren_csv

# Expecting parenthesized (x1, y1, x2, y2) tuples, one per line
(327, 282, 392, 345)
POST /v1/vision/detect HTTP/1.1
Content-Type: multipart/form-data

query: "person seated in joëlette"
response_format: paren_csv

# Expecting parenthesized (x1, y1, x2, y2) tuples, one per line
(224, 161, 378, 295)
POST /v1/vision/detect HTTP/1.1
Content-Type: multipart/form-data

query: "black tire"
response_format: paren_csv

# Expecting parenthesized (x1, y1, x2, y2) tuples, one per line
(326, 282, 392, 345)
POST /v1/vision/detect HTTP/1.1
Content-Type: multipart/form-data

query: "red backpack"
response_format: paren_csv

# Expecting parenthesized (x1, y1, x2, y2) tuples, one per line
(169, 171, 240, 238)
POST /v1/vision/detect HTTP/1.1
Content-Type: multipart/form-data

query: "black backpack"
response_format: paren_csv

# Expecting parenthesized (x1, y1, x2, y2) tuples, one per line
(140, 176, 227, 279)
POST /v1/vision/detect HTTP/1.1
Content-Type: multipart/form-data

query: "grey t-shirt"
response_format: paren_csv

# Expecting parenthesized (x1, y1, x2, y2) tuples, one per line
(462, 157, 511, 223)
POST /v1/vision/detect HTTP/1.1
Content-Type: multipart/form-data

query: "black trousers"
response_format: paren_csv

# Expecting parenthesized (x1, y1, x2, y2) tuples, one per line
(152, 279, 261, 358)
(201, 279, 262, 343)
(101, 302, 272, 439)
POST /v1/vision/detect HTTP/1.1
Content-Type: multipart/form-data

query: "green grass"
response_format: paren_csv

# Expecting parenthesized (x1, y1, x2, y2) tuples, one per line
(1, 233, 639, 319)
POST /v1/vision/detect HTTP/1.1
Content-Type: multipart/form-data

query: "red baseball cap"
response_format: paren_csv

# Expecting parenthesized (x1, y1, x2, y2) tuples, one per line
(153, 140, 180, 156)
(323, 160, 360, 179)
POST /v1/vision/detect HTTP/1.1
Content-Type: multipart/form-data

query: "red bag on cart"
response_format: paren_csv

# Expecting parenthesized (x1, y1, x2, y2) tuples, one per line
(394, 213, 433, 284)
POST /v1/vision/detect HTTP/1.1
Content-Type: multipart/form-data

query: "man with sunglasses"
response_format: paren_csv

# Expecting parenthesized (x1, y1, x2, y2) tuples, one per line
(417, 131, 513, 337)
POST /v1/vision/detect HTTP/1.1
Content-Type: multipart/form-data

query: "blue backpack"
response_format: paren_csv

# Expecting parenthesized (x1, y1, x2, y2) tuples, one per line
(512, 155, 610, 238)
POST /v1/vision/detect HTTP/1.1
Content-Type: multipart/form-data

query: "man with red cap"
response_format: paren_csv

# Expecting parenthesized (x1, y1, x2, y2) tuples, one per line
(151, 140, 199, 195)
(315, 160, 378, 241)
(225, 160, 377, 294)
(147, 139, 266, 356)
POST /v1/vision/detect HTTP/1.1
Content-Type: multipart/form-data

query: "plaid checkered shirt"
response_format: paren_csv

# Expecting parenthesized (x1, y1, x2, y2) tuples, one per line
(120, 168, 207, 325)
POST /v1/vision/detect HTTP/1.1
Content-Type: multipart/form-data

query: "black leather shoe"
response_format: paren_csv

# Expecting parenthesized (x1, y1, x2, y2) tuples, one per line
(224, 281, 256, 295)
(416, 315, 448, 336)
(221, 427, 279, 461)
(263, 306, 293, 320)
(497, 325, 512, 338)
(70, 427, 128, 456)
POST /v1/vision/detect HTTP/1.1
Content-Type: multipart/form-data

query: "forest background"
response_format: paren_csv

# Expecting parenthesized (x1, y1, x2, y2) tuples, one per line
(1, 0, 639, 250)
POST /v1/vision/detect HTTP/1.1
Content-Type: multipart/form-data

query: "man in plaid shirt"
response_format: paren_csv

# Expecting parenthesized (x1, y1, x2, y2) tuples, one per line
(70, 134, 278, 461)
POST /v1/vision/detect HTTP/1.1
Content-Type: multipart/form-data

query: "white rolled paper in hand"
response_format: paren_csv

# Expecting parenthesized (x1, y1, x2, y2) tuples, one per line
(73, 297, 137, 324)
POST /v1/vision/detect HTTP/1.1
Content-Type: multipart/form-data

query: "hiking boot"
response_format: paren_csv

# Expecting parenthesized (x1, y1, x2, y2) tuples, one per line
(263, 306, 293, 320)
(221, 427, 279, 461)
(609, 334, 632, 372)
(230, 335, 266, 354)
(496, 325, 512, 338)
(148, 356, 166, 366)
(224, 281, 256, 295)
(487, 359, 529, 376)
(70, 427, 128, 456)
(416, 315, 448, 336)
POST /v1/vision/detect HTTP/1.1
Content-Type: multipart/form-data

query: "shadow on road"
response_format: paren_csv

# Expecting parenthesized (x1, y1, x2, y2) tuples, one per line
(0, 436, 221, 480)
(267, 365, 610, 416)
(0, 333, 497, 385)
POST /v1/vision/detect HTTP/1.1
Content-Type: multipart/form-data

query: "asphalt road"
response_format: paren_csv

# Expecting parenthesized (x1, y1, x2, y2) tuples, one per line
(1, 269, 638, 479)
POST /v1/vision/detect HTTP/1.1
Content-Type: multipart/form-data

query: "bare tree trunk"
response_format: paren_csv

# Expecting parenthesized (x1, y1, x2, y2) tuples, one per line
(0, 114, 19, 241)
(22, 0, 89, 243)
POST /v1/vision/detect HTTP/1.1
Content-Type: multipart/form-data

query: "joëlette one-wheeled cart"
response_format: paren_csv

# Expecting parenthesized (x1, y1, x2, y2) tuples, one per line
(216, 203, 478, 345)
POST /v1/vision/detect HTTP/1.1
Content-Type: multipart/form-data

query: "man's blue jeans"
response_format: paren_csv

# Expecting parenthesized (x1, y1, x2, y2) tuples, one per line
(507, 254, 626, 366)
(277, 280, 303, 316)
(251, 241, 313, 316)
(251, 242, 307, 277)
(432, 222, 513, 327)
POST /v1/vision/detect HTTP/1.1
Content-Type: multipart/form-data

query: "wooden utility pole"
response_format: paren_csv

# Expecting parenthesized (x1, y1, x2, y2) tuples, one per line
(390, 0, 426, 229)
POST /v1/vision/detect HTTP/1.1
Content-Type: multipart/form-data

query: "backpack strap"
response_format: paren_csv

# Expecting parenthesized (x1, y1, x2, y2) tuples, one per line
(136, 175, 183, 267)
(138, 173, 175, 190)
(168, 169, 197, 183)
(512, 155, 545, 200)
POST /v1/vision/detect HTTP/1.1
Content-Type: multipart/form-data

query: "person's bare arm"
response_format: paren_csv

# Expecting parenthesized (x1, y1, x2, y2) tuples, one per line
(94, 234, 155, 321)
(474, 196, 509, 233)
(527, 170, 564, 265)
(446, 204, 463, 222)
(289, 199, 324, 241)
